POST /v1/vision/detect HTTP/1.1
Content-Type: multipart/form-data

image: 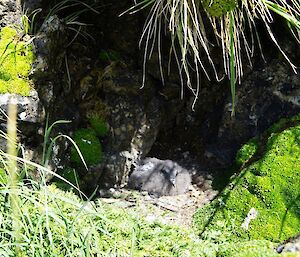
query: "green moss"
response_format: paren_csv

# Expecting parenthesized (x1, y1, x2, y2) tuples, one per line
(53, 168, 80, 191)
(70, 128, 103, 167)
(86, 101, 109, 121)
(0, 27, 34, 96)
(89, 117, 108, 137)
(217, 240, 278, 257)
(236, 138, 259, 165)
(99, 49, 121, 62)
(202, 0, 237, 17)
(267, 114, 300, 134)
(194, 119, 300, 243)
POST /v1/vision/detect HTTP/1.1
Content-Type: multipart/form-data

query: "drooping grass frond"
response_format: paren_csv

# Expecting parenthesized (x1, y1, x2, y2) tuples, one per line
(122, 0, 221, 109)
(123, 0, 300, 111)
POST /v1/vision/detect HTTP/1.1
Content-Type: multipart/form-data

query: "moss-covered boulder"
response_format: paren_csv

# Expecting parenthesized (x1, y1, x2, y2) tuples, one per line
(70, 128, 103, 167)
(194, 118, 300, 242)
(0, 27, 34, 95)
(52, 167, 80, 191)
(89, 116, 108, 138)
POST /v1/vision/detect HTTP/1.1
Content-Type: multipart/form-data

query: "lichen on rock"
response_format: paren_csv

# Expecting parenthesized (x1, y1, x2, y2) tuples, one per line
(194, 116, 300, 243)
(0, 26, 34, 95)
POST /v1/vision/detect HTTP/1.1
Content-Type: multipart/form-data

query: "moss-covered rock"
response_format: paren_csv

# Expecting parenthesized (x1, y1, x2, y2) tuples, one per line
(52, 167, 80, 191)
(70, 128, 102, 167)
(0, 27, 34, 95)
(194, 118, 300, 243)
(89, 116, 108, 138)
(202, 0, 237, 17)
(235, 138, 259, 166)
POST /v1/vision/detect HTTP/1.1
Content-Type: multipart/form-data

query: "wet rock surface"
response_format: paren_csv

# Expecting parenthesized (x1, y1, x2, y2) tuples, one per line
(0, 91, 44, 149)
(0, 0, 21, 28)
(33, 15, 68, 109)
(78, 62, 162, 188)
(0, 91, 44, 123)
(207, 61, 300, 168)
(0, 91, 46, 177)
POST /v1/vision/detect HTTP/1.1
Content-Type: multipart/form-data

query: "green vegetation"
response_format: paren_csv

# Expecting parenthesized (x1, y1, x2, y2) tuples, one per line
(52, 167, 80, 191)
(194, 119, 300, 243)
(0, 180, 286, 257)
(0, 102, 294, 257)
(202, 0, 237, 17)
(99, 49, 121, 63)
(69, 115, 108, 169)
(235, 138, 259, 166)
(70, 128, 102, 167)
(0, 168, 8, 184)
(89, 116, 108, 138)
(0, 27, 34, 96)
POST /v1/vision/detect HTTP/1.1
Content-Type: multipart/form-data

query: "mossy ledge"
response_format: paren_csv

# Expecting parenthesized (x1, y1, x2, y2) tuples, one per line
(0, 27, 34, 96)
(194, 115, 300, 243)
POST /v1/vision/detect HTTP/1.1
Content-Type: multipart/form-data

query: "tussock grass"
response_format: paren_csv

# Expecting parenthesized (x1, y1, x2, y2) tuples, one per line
(123, 0, 300, 112)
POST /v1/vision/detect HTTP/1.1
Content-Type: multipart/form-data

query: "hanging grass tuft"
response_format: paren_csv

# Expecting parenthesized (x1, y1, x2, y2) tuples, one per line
(122, 0, 300, 113)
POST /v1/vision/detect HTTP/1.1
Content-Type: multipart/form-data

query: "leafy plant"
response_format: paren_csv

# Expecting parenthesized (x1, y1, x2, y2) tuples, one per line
(122, 0, 300, 112)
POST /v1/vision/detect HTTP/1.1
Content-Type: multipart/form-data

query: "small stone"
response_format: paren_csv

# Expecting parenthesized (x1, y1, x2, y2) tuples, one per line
(127, 124, 134, 131)
(121, 125, 127, 132)
(114, 128, 121, 136)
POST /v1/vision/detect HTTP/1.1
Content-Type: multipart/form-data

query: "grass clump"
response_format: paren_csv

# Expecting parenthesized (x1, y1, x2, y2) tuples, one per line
(0, 27, 34, 96)
(124, 0, 300, 111)
(194, 119, 300, 243)
(202, 0, 237, 17)
(0, 182, 202, 256)
(70, 128, 102, 167)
